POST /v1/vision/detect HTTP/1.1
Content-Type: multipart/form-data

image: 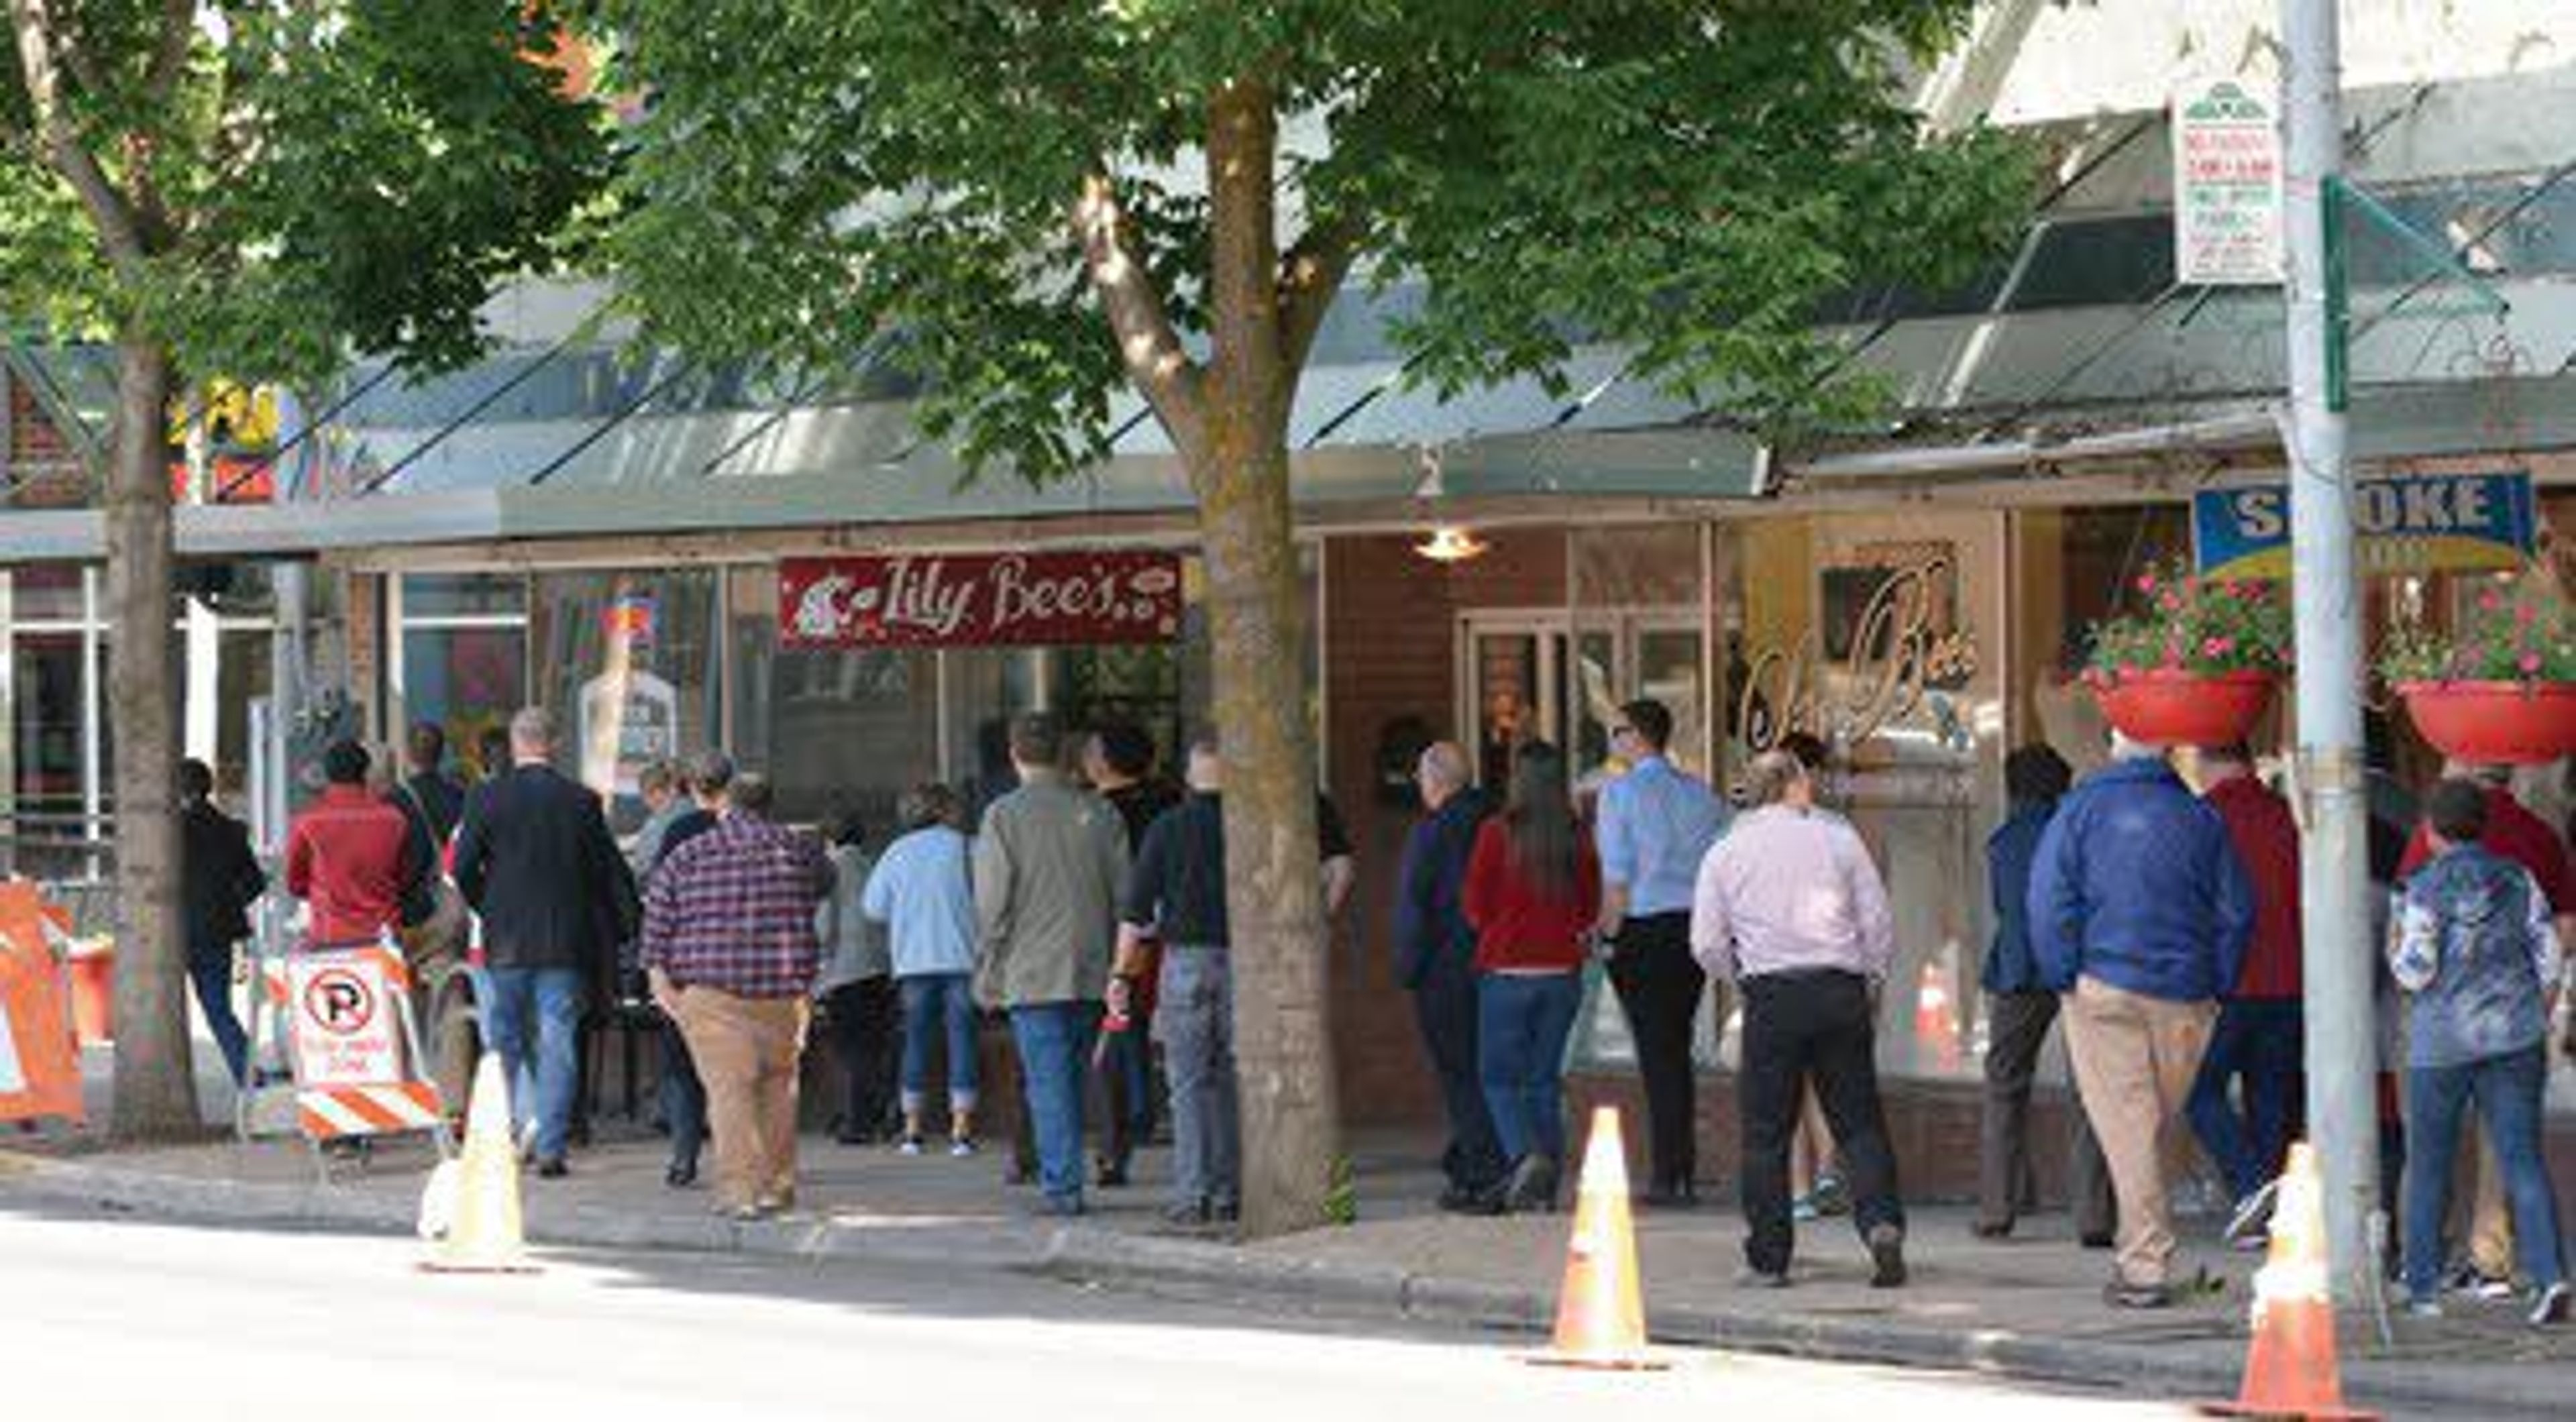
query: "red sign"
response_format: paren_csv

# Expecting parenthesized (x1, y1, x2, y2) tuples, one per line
(781, 552, 1184, 649)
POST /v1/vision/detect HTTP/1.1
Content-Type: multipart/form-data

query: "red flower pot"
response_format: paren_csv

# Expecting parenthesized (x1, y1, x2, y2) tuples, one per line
(2397, 680, 2576, 765)
(2090, 669, 2278, 747)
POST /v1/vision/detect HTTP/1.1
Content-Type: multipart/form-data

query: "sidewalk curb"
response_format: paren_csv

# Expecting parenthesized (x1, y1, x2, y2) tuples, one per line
(6, 1148, 2563, 1417)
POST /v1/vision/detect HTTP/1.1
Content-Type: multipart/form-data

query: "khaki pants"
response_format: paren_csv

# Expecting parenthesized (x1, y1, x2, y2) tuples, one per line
(2062, 975, 2216, 1289)
(673, 989, 808, 1211)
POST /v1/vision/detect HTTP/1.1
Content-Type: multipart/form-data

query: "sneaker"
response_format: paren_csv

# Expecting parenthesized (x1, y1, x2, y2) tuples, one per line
(1161, 1199, 1211, 1227)
(2445, 1265, 2516, 1301)
(1097, 1156, 1131, 1188)
(2528, 1281, 2572, 1327)
(2104, 1279, 2176, 1309)
(2222, 1185, 2277, 1251)
(897, 1134, 924, 1156)
(2402, 1295, 2444, 1320)
(948, 1136, 977, 1158)
(1867, 1223, 1908, 1289)
(1805, 1173, 1851, 1218)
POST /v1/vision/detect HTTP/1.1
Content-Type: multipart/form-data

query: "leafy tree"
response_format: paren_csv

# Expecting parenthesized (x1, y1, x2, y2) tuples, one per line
(3, 1, 605, 1136)
(602, 0, 2028, 1234)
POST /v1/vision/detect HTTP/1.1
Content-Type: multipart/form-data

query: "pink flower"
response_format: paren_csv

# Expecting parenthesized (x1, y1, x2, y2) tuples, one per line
(2520, 652, 2543, 675)
(2517, 603, 2537, 626)
(2161, 639, 2184, 669)
(2202, 637, 2235, 657)
(2481, 590, 2504, 612)
(2135, 573, 2157, 594)
(2159, 592, 2182, 613)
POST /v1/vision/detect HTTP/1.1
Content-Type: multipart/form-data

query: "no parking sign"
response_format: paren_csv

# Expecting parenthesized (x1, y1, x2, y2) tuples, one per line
(288, 952, 401, 1089)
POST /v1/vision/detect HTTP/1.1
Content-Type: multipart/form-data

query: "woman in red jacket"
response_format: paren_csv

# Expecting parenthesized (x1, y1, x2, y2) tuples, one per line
(1463, 741, 1601, 1213)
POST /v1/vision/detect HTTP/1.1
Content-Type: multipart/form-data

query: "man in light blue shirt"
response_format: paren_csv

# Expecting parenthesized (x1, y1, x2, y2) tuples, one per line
(1593, 698, 1729, 1206)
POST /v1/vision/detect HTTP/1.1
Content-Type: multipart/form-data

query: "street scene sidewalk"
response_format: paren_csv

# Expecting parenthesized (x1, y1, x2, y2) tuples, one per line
(2, 1114, 2567, 1420)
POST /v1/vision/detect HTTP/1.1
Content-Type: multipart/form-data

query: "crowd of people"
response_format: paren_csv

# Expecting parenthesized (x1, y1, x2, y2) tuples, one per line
(173, 693, 2573, 1321)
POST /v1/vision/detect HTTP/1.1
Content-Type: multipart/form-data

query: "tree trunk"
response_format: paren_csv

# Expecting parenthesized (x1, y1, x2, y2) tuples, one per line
(105, 336, 193, 1138)
(1195, 409, 1340, 1239)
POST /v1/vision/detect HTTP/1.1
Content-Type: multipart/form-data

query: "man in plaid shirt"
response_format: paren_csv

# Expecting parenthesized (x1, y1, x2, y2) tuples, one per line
(643, 772, 835, 1217)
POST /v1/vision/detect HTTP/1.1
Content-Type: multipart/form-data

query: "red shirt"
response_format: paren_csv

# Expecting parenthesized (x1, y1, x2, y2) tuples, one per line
(286, 785, 416, 946)
(2204, 775, 2302, 999)
(2399, 786, 2571, 913)
(1461, 818, 1600, 973)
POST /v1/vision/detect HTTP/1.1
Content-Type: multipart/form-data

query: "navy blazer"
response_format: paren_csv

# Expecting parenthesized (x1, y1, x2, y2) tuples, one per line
(1393, 787, 1492, 991)
(453, 764, 635, 973)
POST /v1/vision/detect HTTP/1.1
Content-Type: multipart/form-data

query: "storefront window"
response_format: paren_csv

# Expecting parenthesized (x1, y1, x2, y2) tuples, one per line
(394, 571, 527, 768)
(770, 645, 937, 830)
(531, 569, 719, 830)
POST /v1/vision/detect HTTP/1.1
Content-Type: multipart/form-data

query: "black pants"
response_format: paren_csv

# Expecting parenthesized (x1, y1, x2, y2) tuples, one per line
(824, 977, 902, 1140)
(1607, 912, 1705, 1191)
(1738, 969, 1904, 1275)
(1412, 952, 1505, 1191)
(1980, 989, 2114, 1237)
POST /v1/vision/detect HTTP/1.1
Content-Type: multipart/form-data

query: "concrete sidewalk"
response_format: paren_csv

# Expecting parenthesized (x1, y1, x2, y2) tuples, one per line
(3, 1115, 2569, 1419)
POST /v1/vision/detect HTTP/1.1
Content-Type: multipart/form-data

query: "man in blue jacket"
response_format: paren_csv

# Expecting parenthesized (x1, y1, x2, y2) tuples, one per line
(2028, 734, 2253, 1307)
(1393, 741, 1505, 1211)
(1976, 745, 2112, 1244)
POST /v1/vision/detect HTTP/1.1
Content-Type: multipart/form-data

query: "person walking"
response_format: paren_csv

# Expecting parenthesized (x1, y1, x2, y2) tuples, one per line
(1113, 734, 1240, 1225)
(286, 739, 417, 950)
(390, 722, 472, 1109)
(637, 751, 731, 1187)
(974, 712, 1129, 1217)
(2398, 759, 2572, 1298)
(643, 773, 835, 1220)
(2027, 733, 2252, 1308)
(1394, 740, 1506, 1211)
(816, 811, 900, 1145)
(626, 759, 690, 875)
(1693, 748, 1908, 1289)
(2186, 743, 2306, 1247)
(179, 758, 264, 1085)
(451, 708, 636, 1178)
(1593, 699, 1729, 1209)
(1976, 744, 2114, 1244)
(1084, 722, 1179, 1187)
(1462, 741, 1599, 1215)
(2392, 779, 2570, 1326)
(864, 783, 982, 1156)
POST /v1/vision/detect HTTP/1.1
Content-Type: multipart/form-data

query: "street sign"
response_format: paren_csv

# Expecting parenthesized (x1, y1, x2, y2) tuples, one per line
(780, 551, 1185, 648)
(2173, 76, 2284, 286)
(288, 952, 401, 1089)
(2192, 470, 2536, 580)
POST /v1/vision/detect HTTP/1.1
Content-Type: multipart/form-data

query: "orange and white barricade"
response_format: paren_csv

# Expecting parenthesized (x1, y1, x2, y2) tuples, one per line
(244, 931, 452, 1162)
(0, 881, 83, 1128)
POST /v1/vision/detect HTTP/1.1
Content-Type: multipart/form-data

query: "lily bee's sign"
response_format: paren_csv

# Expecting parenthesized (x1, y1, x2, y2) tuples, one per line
(2192, 470, 2537, 580)
(780, 551, 1184, 649)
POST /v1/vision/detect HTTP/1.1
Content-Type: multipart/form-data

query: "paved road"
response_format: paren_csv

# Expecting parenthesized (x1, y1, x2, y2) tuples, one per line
(3, 1204, 2200, 1419)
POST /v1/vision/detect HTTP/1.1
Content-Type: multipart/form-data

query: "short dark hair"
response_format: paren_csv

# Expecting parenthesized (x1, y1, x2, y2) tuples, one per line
(407, 720, 446, 772)
(1778, 731, 1830, 773)
(687, 749, 735, 799)
(1619, 699, 1674, 753)
(1010, 712, 1064, 766)
(477, 726, 511, 773)
(1092, 722, 1156, 779)
(2004, 744, 2073, 804)
(323, 739, 370, 786)
(178, 758, 215, 802)
(2427, 777, 2489, 844)
(729, 773, 775, 816)
(900, 782, 963, 832)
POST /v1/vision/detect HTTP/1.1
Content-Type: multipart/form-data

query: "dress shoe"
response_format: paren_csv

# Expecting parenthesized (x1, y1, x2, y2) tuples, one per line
(1503, 1154, 1560, 1214)
(1867, 1223, 1909, 1289)
(535, 1156, 570, 1179)
(665, 1159, 698, 1189)
(1097, 1156, 1132, 1188)
(1438, 1181, 1506, 1215)
(1971, 1219, 2013, 1240)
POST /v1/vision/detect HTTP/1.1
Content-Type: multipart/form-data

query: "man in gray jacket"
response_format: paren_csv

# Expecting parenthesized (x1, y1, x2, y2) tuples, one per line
(975, 712, 1130, 1216)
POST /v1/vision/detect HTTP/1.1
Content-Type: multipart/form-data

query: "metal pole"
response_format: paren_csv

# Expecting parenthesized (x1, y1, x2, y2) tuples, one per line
(2282, 0, 2379, 1306)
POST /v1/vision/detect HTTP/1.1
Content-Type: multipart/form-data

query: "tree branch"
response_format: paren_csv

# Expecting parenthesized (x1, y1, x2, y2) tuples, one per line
(9, 0, 152, 275)
(144, 0, 193, 102)
(1276, 213, 1364, 377)
(1075, 168, 1205, 453)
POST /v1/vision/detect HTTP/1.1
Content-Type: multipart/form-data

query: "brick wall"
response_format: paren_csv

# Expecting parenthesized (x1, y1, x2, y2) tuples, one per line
(5, 375, 88, 509)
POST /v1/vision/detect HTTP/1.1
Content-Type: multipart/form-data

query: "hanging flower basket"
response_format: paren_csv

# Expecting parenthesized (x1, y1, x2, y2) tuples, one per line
(2091, 668, 2280, 747)
(2084, 562, 2292, 747)
(2381, 573, 2576, 765)
(2395, 681, 2576, 765)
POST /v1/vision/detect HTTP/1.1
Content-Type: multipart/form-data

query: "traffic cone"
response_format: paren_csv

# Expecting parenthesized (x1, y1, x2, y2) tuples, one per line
(1525, 1107, 1668, 1370)
(419, 1052, 537, 1274)
(2200, 1142, 2376, 1419)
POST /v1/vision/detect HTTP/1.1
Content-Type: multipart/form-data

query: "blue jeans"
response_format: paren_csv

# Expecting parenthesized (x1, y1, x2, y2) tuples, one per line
(2185, 998, 2303, 1201)
(480, 966, 586, 1162)
(1159, 946, 1240, 1211)
(900, 973, 979, 1114)
(2402, 1046, 2567, 1299)
(186, 938, 248, 1086)
(659, 1016, 706, 1169)
(1010, 1001, 1100, 1206)
(1477, 971, 1584, 1165)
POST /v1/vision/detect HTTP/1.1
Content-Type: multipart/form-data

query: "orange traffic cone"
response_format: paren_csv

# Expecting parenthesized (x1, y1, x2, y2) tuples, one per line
(2200, 1142, 2377, 1420)
(419, 1052, 537, 1274)
(1526, 1107, 1668, 1370)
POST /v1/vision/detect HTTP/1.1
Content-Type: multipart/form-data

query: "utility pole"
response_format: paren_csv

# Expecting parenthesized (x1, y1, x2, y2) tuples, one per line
(2281, 0, 2380, 1305)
